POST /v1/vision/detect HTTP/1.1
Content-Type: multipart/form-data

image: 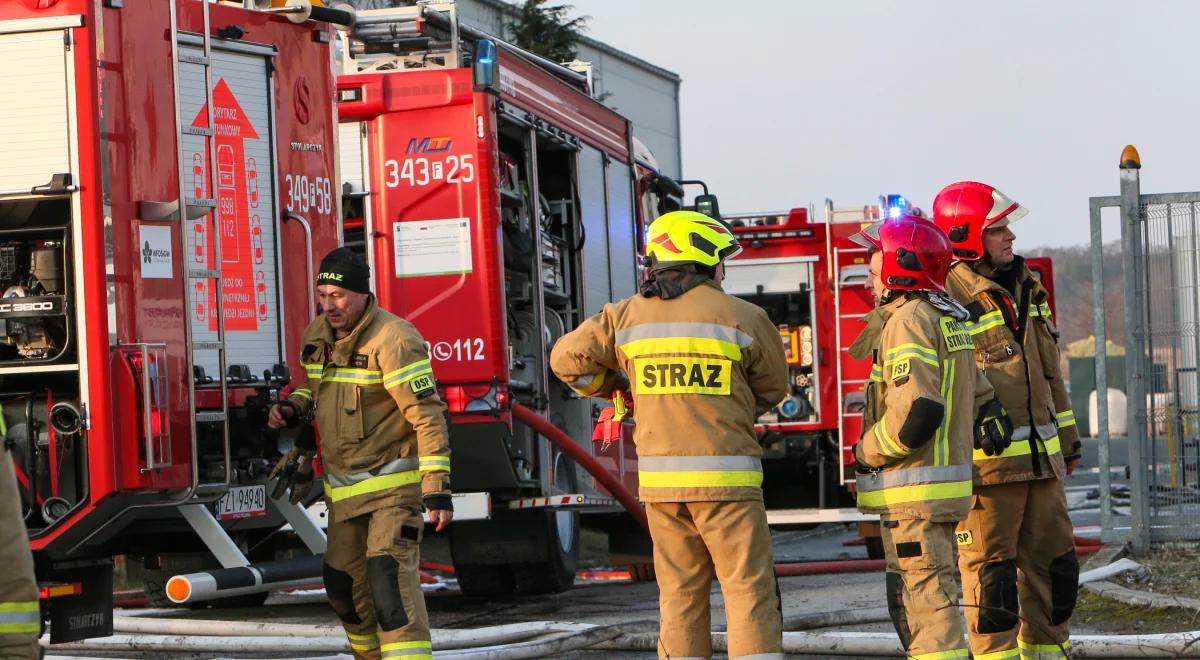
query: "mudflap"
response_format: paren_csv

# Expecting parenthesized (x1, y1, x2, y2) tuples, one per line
(48, 558, 113, 643)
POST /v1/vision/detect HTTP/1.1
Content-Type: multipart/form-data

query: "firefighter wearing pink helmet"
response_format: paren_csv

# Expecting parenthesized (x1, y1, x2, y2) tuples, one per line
(850, 214, 1010, 660)
(933, 181, 1081, 660)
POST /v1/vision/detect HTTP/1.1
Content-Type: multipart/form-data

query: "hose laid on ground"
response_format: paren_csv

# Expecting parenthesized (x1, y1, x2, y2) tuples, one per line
(106, 619, 593, 648)
(46, 629, 1200, 659)
(1079, 558, 1143, 585)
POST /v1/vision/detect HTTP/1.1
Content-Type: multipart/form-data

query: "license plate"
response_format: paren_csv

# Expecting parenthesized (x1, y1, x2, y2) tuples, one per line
(214, 485, 267, 520)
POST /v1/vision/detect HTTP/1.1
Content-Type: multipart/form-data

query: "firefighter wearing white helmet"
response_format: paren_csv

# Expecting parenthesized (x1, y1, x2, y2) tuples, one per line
(933, 181, 1082, 660)
(551, 211, 789, 659)
(849, 216, 1011, 660)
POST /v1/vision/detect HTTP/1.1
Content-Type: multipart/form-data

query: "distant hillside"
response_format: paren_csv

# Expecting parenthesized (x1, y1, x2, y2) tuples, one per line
(1025, 241, 1126, 352)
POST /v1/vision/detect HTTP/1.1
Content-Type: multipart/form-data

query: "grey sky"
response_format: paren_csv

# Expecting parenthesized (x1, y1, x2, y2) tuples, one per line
(567, 0, 1199, 249)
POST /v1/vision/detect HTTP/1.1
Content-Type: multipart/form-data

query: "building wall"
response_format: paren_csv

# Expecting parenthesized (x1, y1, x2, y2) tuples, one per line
(459, 0, 682, 178)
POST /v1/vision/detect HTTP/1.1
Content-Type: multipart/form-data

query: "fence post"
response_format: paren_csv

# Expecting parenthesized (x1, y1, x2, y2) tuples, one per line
(1119, 145, 1151, 553)
(1090, 195, 1116, 542)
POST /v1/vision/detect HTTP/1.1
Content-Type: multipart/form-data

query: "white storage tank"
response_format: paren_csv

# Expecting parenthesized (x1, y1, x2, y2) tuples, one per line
(1090, 388, 1128, 437)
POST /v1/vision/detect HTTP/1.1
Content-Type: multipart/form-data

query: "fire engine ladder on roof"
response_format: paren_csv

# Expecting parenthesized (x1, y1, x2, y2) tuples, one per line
(170, 0, 231, 493)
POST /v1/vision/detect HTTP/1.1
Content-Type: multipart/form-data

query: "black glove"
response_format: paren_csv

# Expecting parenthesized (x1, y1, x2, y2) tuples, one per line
(974, 398, 1014, 457)
(269, 447, 315, 503)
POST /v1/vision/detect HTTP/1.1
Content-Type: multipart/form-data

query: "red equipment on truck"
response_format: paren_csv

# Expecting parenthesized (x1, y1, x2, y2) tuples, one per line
(0, 0, 353, 642)
(335, 4, 689, 595)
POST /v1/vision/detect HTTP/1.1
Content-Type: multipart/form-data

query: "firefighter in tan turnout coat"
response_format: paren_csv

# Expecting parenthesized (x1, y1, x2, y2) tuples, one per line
(934, 182, 1083, 660)
(850, 215, 1013, 660)
(0, 426, 39, 659)
(551, 211, 789, 660)
(268, 248, 452, 660)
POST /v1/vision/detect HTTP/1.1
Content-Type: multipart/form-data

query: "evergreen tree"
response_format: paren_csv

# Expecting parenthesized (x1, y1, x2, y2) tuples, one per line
(506, 0, 588, 62)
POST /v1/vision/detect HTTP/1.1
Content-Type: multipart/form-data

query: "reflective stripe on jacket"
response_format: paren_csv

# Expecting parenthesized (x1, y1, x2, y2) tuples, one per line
(854, 295, 994, 522)
(550, 280, 789, 503)
(288, 300, 450, 519)
(946, 261, 1080, 486)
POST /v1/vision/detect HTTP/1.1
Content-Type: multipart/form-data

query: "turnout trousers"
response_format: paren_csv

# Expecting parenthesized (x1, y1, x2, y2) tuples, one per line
(881, 516, 968, 660)
(323, 505, 431, 660)
(957, 478, 1077, 660)
(0, 446, 39, 659)
(647, 499, 782, 660)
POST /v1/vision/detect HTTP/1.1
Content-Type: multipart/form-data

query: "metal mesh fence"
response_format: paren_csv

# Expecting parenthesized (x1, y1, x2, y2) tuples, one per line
(1135, 201, 1200, 540)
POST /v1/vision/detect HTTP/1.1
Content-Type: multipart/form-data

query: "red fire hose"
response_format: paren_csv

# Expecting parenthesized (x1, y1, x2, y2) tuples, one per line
(511, 403, 648, 531)
(509, 403, 1101, 579)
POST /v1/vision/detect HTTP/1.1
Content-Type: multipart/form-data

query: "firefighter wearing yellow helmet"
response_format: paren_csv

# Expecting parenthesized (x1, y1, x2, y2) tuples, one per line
(552, 211, 789, 659)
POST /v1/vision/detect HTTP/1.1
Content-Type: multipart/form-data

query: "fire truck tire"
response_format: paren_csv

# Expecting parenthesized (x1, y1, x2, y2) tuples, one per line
(628, 562, 656, 582)
(450, 509, 579, 597)
(512, 509, 579, 595)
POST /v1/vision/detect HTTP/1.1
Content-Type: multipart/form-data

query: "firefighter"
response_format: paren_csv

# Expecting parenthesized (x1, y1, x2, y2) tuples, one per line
(0, 418, 40, 660)
(933, 181, 1082, 660)
(849, 215, 1012, 660)
(550, 211, 789, 660)
(267, 247, 451, 660)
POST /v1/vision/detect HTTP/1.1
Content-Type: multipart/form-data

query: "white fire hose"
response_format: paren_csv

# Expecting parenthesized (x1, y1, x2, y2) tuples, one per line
(43, 559, 1200, 659)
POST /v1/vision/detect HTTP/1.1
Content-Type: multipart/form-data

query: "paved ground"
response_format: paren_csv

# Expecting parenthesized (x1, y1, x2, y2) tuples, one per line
(44, 436, 1159, 659)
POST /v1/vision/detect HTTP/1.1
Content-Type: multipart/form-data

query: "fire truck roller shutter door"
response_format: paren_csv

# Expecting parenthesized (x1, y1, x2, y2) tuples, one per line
(178, 41, 283, 378)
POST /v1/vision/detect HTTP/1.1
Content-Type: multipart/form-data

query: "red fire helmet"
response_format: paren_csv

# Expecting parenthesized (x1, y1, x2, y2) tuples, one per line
(879, 214, 953, 293)
(932, 181, 1028, 261)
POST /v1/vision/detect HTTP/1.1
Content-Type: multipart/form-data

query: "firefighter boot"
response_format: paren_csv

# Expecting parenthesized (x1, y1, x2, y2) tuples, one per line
(0, 447, 40, 660)
(881, 516, 967, 659)
(648, 500, 783, 660)
(958, 479, 1075, 660)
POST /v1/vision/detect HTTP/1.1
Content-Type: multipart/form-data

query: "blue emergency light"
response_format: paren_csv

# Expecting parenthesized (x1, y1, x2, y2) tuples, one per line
(883, 194, 908, 219)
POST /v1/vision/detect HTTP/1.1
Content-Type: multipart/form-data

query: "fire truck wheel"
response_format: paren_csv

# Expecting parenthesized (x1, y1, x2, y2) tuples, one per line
(628, 561, 656, 582)
(511, 508, 579, 595)
(450, 509, 579, 597)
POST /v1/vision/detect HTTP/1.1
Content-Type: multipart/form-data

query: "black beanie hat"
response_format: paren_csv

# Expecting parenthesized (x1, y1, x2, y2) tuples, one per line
(317, 247, 370, 294)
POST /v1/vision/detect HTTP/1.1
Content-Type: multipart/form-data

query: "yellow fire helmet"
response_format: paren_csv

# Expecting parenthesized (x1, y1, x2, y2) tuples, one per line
(644, 210, 742, 268)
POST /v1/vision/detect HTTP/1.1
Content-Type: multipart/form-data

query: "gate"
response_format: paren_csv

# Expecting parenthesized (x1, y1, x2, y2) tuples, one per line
(1091, 146, 1200, 551)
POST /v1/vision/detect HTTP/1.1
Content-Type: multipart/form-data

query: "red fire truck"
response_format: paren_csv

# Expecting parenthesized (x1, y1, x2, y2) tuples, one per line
(724, 198, 1057, 539)
(0, 0, 352, 641)
(335, 4, 691, 595)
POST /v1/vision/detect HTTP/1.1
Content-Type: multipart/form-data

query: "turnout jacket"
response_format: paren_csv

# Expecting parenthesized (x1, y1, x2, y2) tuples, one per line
(854, 295, 995, 521)
(550, 280, 789, 503)
(286, 299, 450, 520)
(945, 259, 1081, 486)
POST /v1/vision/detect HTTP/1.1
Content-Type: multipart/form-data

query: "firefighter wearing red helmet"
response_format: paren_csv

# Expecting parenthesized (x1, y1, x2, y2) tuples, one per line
(551, 211, 789, 660)
(849, 215, 1011, 660)
(933, 181, 1082, 660)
